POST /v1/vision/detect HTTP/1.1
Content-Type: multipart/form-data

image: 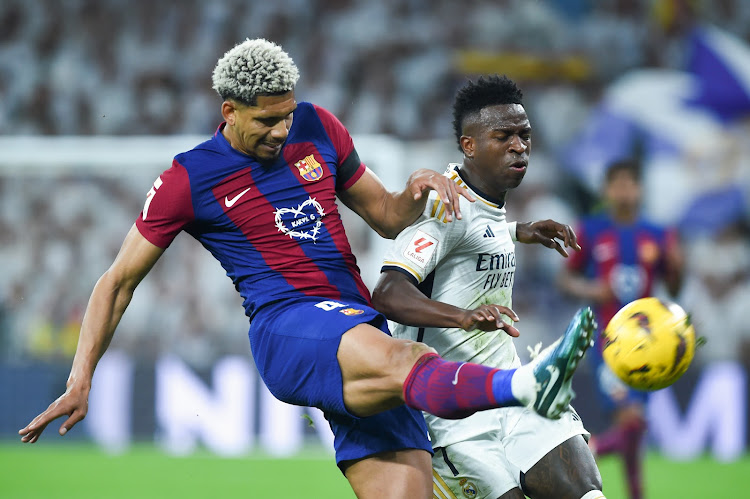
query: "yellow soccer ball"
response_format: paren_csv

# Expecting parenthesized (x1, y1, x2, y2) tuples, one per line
(602, 297, 695, 391)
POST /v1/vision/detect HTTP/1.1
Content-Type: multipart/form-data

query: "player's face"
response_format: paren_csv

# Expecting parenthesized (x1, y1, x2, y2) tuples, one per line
(605, 170, 641, 213)
(224, 92, 297, 161)
(461, 104, 531, 196)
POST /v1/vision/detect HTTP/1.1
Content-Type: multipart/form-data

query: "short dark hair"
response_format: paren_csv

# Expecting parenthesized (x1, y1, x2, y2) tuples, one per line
(452, 75, 524, 150)
(605, 159, 641, 184)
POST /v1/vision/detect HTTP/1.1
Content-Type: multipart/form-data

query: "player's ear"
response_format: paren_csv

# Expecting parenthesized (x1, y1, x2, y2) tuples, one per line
(221, 100, 237, 125)
(460, 136, 475, 159)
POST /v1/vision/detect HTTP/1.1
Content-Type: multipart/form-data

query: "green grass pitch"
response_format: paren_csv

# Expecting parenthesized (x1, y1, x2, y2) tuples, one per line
(0, 442, 747, 498)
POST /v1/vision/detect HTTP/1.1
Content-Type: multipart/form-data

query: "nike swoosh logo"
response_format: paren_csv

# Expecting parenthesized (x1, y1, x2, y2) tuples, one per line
(225, 187, 251, 207)
(452, 363, 467, 385)
(539, 365, 560, 407)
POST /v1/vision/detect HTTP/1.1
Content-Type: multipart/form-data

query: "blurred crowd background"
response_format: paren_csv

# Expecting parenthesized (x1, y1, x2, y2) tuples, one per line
(1, 0, 749, 374)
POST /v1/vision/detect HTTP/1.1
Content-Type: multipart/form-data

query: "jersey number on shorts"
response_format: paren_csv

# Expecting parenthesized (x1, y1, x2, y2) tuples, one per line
(315, 300, 346, 311)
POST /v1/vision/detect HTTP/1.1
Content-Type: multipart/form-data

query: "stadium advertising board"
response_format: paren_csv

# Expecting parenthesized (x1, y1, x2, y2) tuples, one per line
(1, 353, 747, 461)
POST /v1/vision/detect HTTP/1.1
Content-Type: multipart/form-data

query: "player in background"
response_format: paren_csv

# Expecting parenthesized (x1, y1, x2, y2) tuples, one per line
(19, 40, 596, 499)
(558, 160, 683, 499)
(372, 75, 605, 499)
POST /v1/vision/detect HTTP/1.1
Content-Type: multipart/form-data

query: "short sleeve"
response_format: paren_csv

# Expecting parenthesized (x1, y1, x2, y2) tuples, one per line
(312, 104, 366, 191)
(135, 160, 195, 248)
(381, 193, 467, 283)
(506, 221, 518, 242)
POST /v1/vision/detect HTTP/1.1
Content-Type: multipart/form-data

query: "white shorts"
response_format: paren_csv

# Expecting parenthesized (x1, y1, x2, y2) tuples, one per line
(430, 406, 588, 499)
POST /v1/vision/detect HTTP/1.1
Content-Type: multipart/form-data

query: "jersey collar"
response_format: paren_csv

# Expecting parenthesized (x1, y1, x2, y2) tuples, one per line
(213, 121, 262, 162)
(215, 121, 227, 137)
(450, 164, 505, 209)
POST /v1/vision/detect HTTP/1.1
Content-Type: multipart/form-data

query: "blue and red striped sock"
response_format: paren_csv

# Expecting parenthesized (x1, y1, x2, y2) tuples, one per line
(402, 353, 521, 419)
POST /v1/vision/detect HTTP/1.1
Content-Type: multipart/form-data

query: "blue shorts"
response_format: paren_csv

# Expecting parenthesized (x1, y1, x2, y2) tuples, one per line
(249, 296, 432, 468)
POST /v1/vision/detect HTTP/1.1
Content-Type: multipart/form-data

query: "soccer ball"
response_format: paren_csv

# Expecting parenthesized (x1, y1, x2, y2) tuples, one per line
(602, 297, 695, 391)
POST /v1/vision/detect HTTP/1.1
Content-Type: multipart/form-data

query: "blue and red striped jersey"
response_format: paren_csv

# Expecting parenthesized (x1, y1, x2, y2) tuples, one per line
(566, 213, 678, 330)
(135, 102, 371, 318)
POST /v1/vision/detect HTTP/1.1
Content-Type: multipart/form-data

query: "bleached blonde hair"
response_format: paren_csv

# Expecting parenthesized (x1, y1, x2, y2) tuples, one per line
(212, 38, 299, 105)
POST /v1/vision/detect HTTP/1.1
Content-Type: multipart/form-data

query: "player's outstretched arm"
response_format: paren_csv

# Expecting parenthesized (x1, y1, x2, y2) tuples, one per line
(372, 270, 519, 336)
(338, 168, 475, 239)
(557, 267, 614, 304)
(18, 225, 165, 443)
(515, 219, 581, 257)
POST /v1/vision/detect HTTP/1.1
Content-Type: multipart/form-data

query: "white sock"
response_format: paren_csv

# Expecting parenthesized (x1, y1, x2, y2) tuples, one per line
(580, 490, 606, 499)
(510, 366, 535, 406)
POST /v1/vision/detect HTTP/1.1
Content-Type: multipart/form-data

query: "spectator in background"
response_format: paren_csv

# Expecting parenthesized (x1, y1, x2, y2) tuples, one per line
(558, 159, 683, 499)
(679, 186, 750, 366)
(5, 0, 750, 139)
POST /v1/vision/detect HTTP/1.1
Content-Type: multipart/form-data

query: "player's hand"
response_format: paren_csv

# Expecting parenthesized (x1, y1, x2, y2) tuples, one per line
(18, 386, 89, 443)
(516, 219, 580, 257)
(407, 169, 475, 222)
(460, 305, 520, 336)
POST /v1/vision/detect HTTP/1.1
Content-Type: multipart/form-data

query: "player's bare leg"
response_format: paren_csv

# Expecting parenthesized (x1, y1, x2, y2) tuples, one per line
(336, 324, 435, 498)
(337, 322, 511, 498)
(337, 323, 435, 417)
(521, 435, 605, 499)
(339, 321, 521, 420)
(336, 316, 597, 498)
(338, 322, 528, 419)
(337, 309, 595, 420)
(342, 449, 432, 499)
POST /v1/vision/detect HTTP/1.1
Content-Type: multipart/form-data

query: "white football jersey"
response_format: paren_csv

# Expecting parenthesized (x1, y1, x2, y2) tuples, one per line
(383, 163, 523, 447)
(384, 164, 521, 369)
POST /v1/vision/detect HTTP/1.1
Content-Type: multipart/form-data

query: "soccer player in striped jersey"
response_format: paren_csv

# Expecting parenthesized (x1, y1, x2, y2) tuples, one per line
(19, 41, 592, 499)
(373, 75, 606, 499)
(559, 160, 684, 499)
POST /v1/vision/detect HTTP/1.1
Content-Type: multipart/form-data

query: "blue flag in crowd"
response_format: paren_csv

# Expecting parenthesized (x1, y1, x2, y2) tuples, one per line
(685, 26, 750, 122)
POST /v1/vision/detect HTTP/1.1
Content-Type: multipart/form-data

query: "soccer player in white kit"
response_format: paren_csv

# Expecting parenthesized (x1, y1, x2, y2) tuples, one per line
(373, 75, 606, 499)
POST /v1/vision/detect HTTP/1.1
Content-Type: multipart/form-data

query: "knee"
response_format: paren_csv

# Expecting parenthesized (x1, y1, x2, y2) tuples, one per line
(523, 436, 603, 499)
(524, 471, 603, 499)
(591, 470, 603, 492)
(576, 450, 603, 495)
(579, 489, 606, 499)
(585, 473, 603, 495)
(573, 462, 603, 497)
(395, 339, 437, 368)
(388, 339, 436, 384)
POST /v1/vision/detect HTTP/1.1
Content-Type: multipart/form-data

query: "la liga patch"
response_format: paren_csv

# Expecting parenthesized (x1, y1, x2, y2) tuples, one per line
(402, 229, 439, 269)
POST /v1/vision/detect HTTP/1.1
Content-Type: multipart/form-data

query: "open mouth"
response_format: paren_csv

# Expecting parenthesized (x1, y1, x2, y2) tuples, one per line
(509, 161, 527, 172)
